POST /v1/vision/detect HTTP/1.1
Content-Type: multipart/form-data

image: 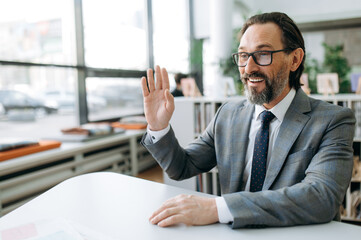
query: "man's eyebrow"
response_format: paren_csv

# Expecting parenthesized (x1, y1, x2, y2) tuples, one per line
(238, 44, 274, 51)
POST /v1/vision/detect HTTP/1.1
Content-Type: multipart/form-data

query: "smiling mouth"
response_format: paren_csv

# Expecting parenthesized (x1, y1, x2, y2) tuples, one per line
(248, 78, 264, 83)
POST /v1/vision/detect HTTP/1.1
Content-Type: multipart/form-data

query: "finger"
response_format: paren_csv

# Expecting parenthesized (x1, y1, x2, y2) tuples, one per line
(147, 68, 155, 92)
(149, 208, 162, 221)
(149, 198, 178, 220)
(149, 206, 167, 221)
(158, 214, 184, 227)
(155, 65, 163, 89)
(141, 77, 149, 97)
(164, 89, 175, 113)
(161, 67, 170, 90)
(150, 207, 178, 225)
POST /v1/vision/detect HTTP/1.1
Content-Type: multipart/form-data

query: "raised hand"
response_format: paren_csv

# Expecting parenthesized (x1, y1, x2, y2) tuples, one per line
(141, 65, 175, 131)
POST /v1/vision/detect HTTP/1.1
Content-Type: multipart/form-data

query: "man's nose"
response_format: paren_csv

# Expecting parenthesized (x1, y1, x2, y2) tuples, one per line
(244, 56, 260, 74)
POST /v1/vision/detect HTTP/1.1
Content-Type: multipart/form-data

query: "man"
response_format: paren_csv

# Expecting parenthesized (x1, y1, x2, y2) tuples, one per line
(140, 12, 356, 228)
(171, 73, 187, 97)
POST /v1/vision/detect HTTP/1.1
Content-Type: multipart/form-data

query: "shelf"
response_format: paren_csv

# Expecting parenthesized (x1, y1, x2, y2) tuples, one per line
(341, 216, 361, 223)
(0, 130, 155, 216)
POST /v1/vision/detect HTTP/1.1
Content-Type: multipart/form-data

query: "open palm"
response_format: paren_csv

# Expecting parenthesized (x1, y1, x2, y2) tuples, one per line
(141, 66, 175, 131)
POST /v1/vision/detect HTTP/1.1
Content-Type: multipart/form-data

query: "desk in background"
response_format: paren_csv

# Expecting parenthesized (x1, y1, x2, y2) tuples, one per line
(0, 130, 154, 216)
(0, 172, 360, 240)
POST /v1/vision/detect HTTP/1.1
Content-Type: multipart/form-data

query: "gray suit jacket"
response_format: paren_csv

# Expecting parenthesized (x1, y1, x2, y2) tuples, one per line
(141, 89, 356, 228)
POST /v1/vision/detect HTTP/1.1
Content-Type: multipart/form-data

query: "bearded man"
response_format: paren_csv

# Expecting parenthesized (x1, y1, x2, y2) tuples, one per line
(140, 12, 356, 229)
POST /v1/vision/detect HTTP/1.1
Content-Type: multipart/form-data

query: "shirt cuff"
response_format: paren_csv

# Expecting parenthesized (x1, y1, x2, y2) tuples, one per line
(147, 125, 170, 143)
(215, 197, 233, 224)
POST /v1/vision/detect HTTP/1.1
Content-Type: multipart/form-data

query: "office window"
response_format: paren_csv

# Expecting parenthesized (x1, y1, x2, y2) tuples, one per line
(0, 65, 77, 139)
(86, 77, 144, 122)
(0, 0, 76, 65)
(0, 0, 192, 138)
(152, 0, 190, 73)
(82, 0, 147, 70)
(0, 0, 77, 139)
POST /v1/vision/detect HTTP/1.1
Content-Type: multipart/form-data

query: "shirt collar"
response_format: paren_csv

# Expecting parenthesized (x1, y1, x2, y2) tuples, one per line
(255, 88, 296, 122)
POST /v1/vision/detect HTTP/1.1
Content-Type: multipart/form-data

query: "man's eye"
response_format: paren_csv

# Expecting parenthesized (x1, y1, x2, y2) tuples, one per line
(239, 54, 248, 59)
(258, 52, 270, 57)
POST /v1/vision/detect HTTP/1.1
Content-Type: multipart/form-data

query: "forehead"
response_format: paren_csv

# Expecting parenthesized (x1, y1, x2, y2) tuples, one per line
(239, 22, 283, 51)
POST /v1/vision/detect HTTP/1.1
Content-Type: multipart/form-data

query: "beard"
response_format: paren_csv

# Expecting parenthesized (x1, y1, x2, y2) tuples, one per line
(241, 65, 289, 105)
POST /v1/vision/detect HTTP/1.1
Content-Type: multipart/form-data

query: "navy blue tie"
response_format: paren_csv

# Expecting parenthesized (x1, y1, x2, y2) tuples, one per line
(250, 111, 275, 192)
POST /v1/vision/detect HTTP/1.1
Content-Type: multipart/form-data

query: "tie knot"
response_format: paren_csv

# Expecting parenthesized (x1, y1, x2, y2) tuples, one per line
(260, 111, 275, 125)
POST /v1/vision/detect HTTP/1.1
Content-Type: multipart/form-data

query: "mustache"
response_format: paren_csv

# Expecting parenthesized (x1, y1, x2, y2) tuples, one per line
(241, 72, 268, 81)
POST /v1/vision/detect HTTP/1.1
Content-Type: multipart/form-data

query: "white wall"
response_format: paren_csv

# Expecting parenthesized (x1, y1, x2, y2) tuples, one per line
(194, 0, 361, 39)
(242, 0, 361, 23)
(193, 0, 234, 97)
(303, 32, 325, 63)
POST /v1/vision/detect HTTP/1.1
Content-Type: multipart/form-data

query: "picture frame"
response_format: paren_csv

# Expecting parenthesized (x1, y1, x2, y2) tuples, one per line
(181, 78, 202, 97)
(316, 73, 339, 95)
(350, 73, 361, 94)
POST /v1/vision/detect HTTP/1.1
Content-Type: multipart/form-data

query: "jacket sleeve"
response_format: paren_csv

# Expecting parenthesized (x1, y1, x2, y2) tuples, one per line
(140, 103, 229, 180)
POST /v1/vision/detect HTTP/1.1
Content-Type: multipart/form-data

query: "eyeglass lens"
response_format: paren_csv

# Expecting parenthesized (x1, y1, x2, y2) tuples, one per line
(236, 52, 271, 66)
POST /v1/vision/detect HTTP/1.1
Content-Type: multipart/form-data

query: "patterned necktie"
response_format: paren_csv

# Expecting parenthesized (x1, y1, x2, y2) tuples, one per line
(250, 111, 275, 192)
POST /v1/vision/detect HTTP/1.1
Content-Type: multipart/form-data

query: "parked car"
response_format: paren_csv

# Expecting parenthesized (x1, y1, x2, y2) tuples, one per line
(0, 90, 58, 115)
(0, 103, 5, 118)
(42, 90, 75, 113)
(90, 84, 143, 108)
(41, 90, 107, 113)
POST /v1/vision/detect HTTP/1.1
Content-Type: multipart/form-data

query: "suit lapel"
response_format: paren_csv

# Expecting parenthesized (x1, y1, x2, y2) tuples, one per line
(263, 89, 311, 190)
(237, 102, 254, 167)
(229, 101, 254, 193)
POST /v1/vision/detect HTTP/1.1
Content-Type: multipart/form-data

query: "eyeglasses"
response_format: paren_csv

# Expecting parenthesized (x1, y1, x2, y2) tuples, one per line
(232, 48, 291, 67)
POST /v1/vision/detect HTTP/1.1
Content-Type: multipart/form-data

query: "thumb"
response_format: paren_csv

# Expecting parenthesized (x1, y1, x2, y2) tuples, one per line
(164, 89, 175, 112)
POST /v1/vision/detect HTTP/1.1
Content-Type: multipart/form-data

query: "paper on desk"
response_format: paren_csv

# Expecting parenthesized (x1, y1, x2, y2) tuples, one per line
(0, 218, 117, 240)
(0, 218, 82, 240)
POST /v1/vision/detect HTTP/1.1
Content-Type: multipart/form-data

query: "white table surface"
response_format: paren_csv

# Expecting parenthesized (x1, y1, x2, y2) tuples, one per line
(0, 172, 360, 240)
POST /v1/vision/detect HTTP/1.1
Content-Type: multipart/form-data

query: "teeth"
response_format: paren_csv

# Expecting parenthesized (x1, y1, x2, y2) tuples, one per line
(249, 79, 263, 83)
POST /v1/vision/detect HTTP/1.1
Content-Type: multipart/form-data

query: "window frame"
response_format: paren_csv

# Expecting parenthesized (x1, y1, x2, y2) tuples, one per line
(0, 0, 193, 126)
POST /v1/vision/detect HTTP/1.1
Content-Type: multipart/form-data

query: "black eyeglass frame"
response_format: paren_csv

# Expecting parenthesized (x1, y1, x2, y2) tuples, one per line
(232, 48, 292, 67)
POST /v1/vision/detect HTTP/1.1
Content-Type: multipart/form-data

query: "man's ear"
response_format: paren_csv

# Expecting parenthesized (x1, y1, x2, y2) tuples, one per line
(290, 48, 304, 72)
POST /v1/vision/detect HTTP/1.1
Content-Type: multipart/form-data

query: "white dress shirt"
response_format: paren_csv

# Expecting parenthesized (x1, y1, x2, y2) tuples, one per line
(147, 88, 296, 224)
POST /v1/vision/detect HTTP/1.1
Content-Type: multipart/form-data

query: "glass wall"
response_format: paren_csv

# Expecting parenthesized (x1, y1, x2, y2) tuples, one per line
(0, 65, 78, 139)
(82, 0, 147, 70)
(0, 0, 77, 139)
(0, 0, 191, 139)
(0, 0, 76, 65)
(87, 77, 144, 122)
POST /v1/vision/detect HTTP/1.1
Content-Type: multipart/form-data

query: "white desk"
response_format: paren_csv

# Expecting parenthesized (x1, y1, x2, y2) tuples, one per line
(0, 172, 360, 240)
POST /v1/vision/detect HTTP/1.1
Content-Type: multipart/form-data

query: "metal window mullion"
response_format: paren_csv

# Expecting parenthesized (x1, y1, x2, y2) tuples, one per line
(74, 0, 88, 124)
(0, 60, 78, 69)
(86, 68, 146, 78)
(145, 0, 154, 69)
(188, 0, 193, 72)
